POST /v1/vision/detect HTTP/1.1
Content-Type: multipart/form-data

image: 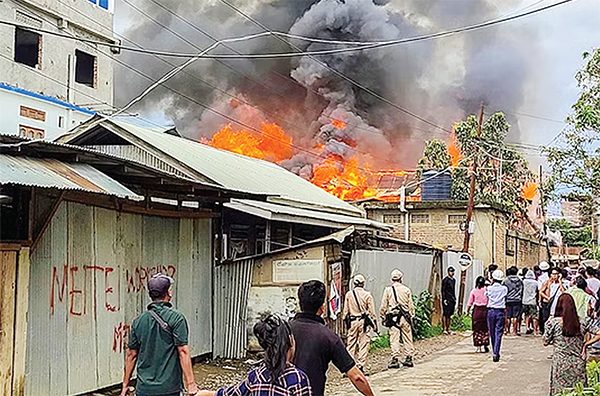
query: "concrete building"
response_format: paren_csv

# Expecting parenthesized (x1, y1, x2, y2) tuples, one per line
(361, 200, 542, 270)
(0, 0, 117, 138)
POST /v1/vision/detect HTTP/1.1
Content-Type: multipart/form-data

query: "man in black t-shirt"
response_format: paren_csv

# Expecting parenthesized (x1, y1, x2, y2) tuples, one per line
(441, 267, 457, 335)
(290, 280, 375, 396)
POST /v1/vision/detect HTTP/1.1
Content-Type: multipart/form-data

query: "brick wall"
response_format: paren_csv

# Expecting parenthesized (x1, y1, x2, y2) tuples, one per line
(365, 204, 542, 271)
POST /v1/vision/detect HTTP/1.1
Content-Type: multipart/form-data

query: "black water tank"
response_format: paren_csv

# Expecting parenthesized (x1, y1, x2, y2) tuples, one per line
(421, 169, 452, 201)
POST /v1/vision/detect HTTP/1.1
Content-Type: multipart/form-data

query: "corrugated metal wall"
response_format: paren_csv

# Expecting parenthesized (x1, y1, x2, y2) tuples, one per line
(350, 250, 434, 318)
(26, 201, 212, 396)
(213, 258, 253, 359)
(442, 251, 484, 312)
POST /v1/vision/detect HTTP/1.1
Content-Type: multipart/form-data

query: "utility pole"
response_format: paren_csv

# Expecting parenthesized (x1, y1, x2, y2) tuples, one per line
(539, 165, 552, 264)
(457, 104, 484, 313)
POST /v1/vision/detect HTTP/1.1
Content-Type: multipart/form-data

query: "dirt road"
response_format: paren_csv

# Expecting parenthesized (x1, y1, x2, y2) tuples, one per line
(328, 334, 551, 396)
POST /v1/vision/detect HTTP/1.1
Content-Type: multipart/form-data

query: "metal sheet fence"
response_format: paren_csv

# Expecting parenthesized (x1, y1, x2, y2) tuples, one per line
(350, 250, 434, 320)
(213, 258, 253, 359)
(442, 251, 485, 312)
(26, 202, 212, 396)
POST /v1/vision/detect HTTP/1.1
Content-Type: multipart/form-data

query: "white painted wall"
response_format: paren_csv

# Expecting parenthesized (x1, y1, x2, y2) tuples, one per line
(0, 87, 93, 140)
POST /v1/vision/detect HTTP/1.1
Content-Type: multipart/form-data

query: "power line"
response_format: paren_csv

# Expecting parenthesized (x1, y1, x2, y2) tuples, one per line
(0, 0, 578, 60)
(218, 0, 454, 134)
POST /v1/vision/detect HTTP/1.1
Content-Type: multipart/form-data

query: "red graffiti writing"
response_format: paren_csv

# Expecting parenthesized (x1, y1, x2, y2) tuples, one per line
(50, 264, 120, 316)
(113, 322, 130, 353)
(125, 265, 176, 293)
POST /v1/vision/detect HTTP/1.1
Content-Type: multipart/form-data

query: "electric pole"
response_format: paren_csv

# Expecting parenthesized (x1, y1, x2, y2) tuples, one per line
(457, 104, 484, 313)
(539, 165, 552, 264)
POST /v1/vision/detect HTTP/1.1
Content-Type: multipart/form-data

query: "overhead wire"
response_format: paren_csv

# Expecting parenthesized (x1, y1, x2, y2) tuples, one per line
(217, 0, 453, 134)
(0, 0, 578, 59)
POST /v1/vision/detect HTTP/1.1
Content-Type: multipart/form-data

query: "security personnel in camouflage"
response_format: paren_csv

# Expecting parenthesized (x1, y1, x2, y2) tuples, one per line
(380, 269, 415, 369)
(343, 274, 377, 373)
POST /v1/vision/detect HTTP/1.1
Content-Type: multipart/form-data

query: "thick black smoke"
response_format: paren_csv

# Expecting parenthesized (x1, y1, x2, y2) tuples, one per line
(115, 0, 536, 170)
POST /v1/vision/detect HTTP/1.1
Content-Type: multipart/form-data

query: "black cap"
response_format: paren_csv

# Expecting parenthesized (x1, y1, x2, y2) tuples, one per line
(448, 266, 455, 272)
(148, 274, 173, 298)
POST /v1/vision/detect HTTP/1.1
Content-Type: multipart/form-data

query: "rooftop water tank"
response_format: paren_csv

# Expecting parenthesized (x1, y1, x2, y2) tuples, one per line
(421, 169, 452, 201)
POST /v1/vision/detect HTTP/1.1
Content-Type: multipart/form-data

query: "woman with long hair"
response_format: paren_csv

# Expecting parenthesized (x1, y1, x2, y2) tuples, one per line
(467, 276, 490, 353)
(543, 293, 600, 395)
(199, 315, 312, 396)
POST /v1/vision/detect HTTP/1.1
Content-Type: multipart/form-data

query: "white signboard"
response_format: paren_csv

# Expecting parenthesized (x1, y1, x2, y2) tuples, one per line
(273, 259, 323, 283)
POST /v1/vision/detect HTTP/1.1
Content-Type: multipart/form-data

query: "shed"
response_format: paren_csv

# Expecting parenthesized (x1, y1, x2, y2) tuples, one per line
(0, 136, 259, 396)
(58, 116, 389, 260)
(216, 228, 444, 357)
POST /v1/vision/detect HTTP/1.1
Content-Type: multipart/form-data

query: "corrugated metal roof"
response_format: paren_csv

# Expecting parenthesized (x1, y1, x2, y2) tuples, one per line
(0, 155, 143, 200)
(225, 199, 390, 230)
(68, 117, 364, 217)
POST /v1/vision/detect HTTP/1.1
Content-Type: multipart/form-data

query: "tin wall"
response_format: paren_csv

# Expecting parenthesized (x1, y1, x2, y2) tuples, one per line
(25, 201, 212, 396)
(349, 250, 435, 318)
(213, 258, 253, 359)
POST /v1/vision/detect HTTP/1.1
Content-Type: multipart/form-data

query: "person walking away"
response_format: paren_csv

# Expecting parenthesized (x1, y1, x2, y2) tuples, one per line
(586, 267, 600, 295)
(198, 315, 311, 396)
(503, 266, 524, 336)
(540, 268, 566, 332)
(467, 276, 489, 352)
(543, 293, 600, 395)
(441, 267, 457, 335)
(567, 277, 594, 319)
(290, 280, 374, 396)
(486, 269, 508, 362)
(343, 275, 377, 374)
(522, 270, 540, 335)
(121, 274, 199, 396)
(486, 263, 499, 286)
(380, 269, 415, 369)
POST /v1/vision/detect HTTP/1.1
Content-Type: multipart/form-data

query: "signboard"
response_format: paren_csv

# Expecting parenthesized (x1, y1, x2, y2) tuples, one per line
(273, 259, 323, 283)
(458, 252, 473, 271)
(331, 262, 342, 294)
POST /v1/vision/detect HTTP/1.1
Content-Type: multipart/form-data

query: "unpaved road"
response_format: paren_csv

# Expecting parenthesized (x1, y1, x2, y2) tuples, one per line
(328, 334, 551, 396)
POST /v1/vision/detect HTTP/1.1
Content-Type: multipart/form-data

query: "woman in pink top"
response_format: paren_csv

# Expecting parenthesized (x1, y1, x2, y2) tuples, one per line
(467, 276, 490, 353)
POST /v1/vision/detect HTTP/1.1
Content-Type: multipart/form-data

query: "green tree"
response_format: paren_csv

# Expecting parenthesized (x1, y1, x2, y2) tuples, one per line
(544, 48, 600, 200)
(419, 112, 535, 220)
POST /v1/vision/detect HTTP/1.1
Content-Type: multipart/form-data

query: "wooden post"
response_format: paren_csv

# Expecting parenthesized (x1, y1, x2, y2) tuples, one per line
(12, 248, 30, 396)
(458, 104, 484, 313)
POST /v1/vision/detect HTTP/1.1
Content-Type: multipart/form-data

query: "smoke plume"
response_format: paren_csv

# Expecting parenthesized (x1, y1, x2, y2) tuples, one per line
(115, 0, 539, 171)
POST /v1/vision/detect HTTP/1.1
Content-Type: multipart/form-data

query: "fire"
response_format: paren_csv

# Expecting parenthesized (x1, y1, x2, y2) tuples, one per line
(209, 123, 293, 162)
(332, 120, 346, 129)
(311, 156, 376, 201)
(448, 133, 462, 167)
(520, 181, 538, 200)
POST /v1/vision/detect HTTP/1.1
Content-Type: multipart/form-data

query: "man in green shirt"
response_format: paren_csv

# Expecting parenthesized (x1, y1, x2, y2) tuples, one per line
(568, 277, 594, 319)
(121, 274, 199, 396)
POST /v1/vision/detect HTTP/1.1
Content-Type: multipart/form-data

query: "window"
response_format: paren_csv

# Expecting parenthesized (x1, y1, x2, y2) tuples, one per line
(506, 235, 516, 256)
(75, 50, 96, 87)
(383, 214, 404, 224)
(410, 214, 430, 224)
(58, 116, 65, 129)
(448, 214, 467, 224)
(14, 28, 41, 68)
(19, 125, 45, 139)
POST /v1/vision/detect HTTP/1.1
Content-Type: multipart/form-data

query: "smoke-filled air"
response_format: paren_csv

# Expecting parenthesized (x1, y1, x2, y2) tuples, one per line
(115, 0, 539, 200)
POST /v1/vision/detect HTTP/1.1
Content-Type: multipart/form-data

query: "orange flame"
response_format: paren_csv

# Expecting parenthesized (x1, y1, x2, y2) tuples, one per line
(209, 123, 293, 162)
(311, 156, 375, 201)
(448, 133, 462, 168)
(332, 120, 347, 129)
(520, 181, 538, 200)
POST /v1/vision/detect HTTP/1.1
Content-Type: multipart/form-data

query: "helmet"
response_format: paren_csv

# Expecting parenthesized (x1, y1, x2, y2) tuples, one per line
(539, 261, 550, 271)
(353, 274, 366, 286)
(492, 269, 504, 281)
(391, 269, 403, 281)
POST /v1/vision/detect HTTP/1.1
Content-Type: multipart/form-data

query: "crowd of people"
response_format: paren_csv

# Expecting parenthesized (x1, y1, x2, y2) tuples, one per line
(456, 262, 600, 395)
(119, 263, 600, 396)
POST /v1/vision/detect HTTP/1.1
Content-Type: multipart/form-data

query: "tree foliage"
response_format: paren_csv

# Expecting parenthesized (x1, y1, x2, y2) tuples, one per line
(419, 112, 535, 220)
(544, 48, 600, 200)
(546, 218, 592, 247)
